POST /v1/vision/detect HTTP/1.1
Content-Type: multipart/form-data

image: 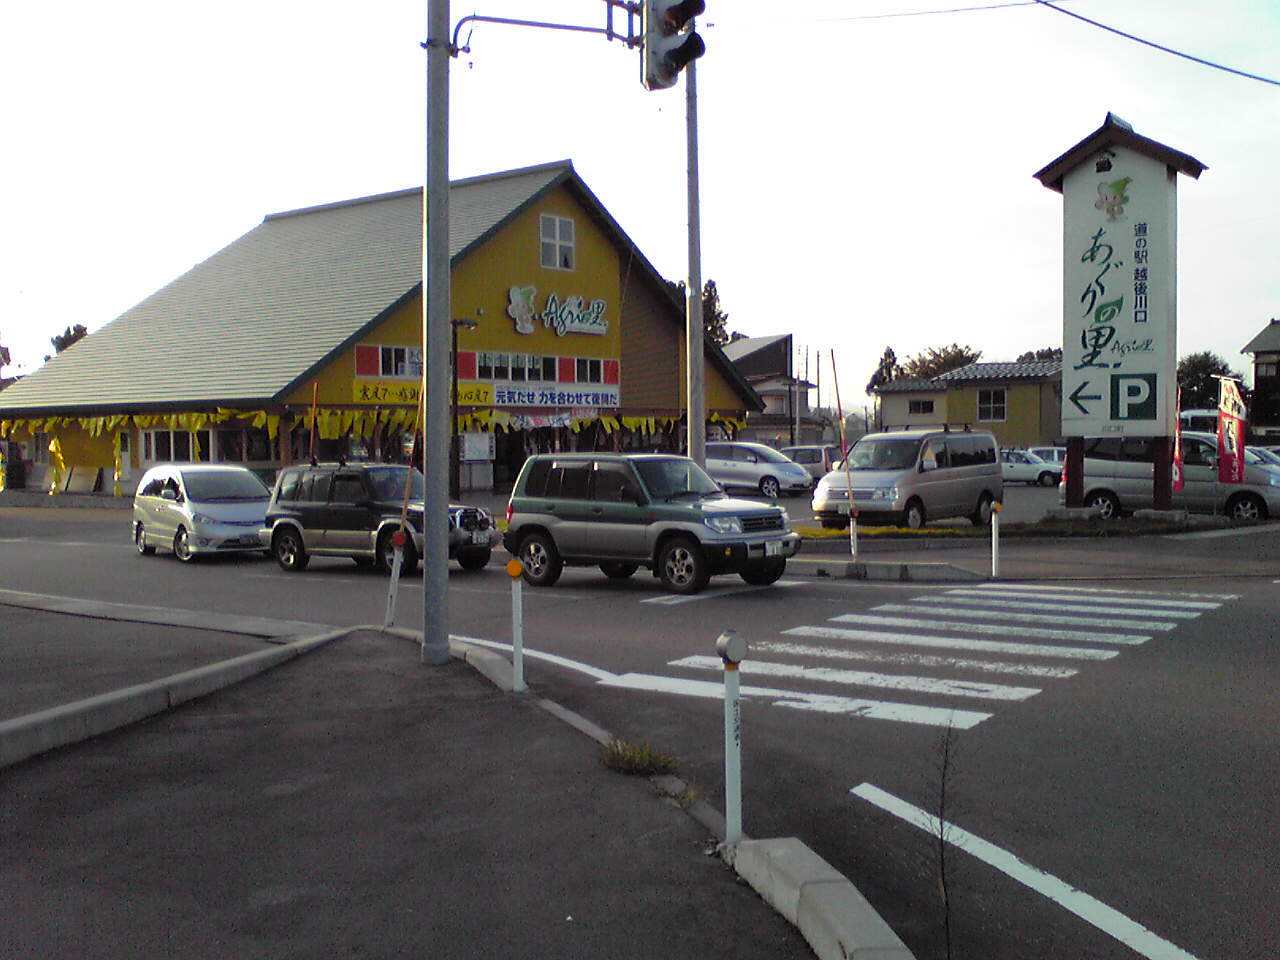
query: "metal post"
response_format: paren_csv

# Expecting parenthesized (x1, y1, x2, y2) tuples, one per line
(383, 530, 406, 628)
(991, 501, 1001, 579)
(716, 630, 747, 845)
(684, 56, 705, 467)
(849, 508, 858, 561)
(507, 559, 527, 692)
(421, 0, 452, 665)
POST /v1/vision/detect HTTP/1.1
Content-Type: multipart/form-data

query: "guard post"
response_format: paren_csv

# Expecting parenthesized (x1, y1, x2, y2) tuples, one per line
(506, 558, 527, 693)
(716, 629, 747, 845)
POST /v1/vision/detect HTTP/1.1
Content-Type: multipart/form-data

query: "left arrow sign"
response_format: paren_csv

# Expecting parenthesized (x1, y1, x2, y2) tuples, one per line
(1069, 381, 1102, 415)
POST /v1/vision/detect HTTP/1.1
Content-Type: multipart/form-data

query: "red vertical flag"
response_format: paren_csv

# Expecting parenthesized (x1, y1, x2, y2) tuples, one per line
(1172, 390, 1185, 492)
(1217, 378, 1247, 483)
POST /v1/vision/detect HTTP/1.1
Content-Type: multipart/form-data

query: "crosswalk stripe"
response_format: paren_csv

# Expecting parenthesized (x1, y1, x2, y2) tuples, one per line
(871, 603, 1179, 632)
(830, 613, 1150, 645)
(913, 595, 1203, 619)
(942, 588, 1221, 611)
(977, 582, 1239, 601)
(597, 672, 993, 728)
(784, 625, 1119, 660)
(640, 580, 803, 604)
(753, 640, 1080, 678)
(668, 655, 1041, 701)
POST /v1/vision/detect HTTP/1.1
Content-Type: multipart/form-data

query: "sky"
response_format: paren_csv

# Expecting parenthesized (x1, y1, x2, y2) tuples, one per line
(2, 0, 1277, 412)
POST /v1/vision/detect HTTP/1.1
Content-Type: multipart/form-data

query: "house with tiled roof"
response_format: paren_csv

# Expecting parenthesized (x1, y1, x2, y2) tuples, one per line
(875, 360, 1062, 447)
(721, 334, 825, 446)
(0, 161, 762, 494)
(1242, 318, 1280, 441)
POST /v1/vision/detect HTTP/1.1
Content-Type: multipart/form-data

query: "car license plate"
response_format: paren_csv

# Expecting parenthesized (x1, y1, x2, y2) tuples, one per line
(240, 535, 259, 545)
(837, 502, 850, 515)
(471, 530, 487, 545)
(765, 539, 781, 557)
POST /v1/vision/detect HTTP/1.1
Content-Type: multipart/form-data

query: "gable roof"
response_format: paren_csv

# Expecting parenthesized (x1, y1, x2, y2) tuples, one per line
(1, 161, 758, 417)
(1242, 319, 1280, 354)
(875, 378, 944, 394)
(932, 361, 1062, 383)
(1034, 113, 1206, 194)
(722, 334, 788, 363)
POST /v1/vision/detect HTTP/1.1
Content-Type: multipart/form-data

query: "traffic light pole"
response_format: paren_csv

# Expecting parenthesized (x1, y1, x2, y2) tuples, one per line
(685, 56, 705, 467)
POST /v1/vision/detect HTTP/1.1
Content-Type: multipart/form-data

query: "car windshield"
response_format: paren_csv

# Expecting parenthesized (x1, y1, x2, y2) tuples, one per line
(181, 470, 269, 501)
(635, 457, 722, 499)
(845, 439, 922, 471)
(367, 466, 426, 501)
(754, 447, 792, 464)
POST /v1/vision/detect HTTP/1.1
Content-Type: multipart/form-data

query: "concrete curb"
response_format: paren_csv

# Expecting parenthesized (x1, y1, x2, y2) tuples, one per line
(790, 557, 986, 582)
(0, 627, 350, 769)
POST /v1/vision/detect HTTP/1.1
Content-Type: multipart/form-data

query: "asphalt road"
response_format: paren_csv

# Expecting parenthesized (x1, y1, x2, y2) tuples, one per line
(2, 503, 1277, 960)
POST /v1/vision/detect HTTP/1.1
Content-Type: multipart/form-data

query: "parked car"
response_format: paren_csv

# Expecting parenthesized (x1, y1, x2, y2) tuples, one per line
(503, 453, 801, 594)
(1246, 445, 1280, 468)
(704, 441, 813, 498)
(1061, 431, 1280, 520)
(811, 428, 1002, 530)
(133, 463, 271, 562)
(259, 462, 500, 573)
(779, 444, 844, 479)
(1000, 448, 1062, 486)
(1028, 445, 1067, 465)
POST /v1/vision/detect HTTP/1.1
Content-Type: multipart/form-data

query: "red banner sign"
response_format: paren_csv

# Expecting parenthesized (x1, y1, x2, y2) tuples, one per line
(1217, 379, 1246, 483)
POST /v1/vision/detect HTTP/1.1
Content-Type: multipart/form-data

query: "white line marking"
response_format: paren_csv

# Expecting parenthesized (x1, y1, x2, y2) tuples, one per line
(787, 625, 1120, 660)
(871, 603, 1178, 632)
(913, 595, 1203, 619)
(833, 614, 1151, 646)
(668, 655, 1041, 701)
(641, 580, 803, 604)
(600, 673, 992, 728)
(978, 583, 1239, 601)
(449, 635, 620, 682)
(1165, 523, 1280, 540)
(943, 588, 1221, 611)
(851, 783, 1205, 960)
(753, 640, 1080, 678)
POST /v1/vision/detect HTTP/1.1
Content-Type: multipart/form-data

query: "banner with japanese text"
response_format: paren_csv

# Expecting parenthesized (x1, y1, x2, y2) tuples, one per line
(1217, 378, 1246, 483)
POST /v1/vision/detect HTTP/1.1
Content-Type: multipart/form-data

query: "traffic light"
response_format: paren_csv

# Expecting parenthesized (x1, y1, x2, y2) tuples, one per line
(641, 0, 706, 91)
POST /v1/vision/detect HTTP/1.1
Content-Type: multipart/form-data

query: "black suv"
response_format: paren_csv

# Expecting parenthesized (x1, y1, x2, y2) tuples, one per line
(259, 462, 499, 574)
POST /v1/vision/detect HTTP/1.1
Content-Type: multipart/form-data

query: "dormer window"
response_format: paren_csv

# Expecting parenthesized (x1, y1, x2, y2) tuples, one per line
(540, 215, 575, 271)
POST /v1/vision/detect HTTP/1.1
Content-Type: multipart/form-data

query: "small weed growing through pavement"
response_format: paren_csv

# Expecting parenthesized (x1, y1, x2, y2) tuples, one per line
(601, 739, 678, 776)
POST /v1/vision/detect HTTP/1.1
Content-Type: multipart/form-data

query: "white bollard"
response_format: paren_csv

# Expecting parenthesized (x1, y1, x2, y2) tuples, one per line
(383, 531, 406, 628)
(506, 559, 527, 693)
(849, 509, 859, 561)
(991, 501, 1002, 579)
(716, 630, 748, 845)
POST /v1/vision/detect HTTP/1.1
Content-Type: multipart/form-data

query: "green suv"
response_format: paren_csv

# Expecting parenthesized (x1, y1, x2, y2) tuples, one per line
(503, 453, 801, 595)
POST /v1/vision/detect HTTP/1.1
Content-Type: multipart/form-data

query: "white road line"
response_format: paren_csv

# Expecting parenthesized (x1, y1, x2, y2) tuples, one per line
(1165, 523, 1280, 540)
(784, 626, 1118, 660)
(912, 596, 1203, 619)
(943, 588, 1222, 611)
(829, 614, 1149, 646)
(871, 603, 1179, 632)
(851, 783, 1204, 960)
(668, 654, 1041, 701)
(0, 537, 34, 543)
(641, 580, 803, 604)
(979, 583, 1239, 601)
(753, 640, 1080, 679)
(450, 635, 619, 682)
(599, 673, 992, 728)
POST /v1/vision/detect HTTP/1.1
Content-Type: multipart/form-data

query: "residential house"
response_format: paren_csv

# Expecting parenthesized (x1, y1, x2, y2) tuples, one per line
(721, 334, 824, 446)
(1242, 318, 1280, 441)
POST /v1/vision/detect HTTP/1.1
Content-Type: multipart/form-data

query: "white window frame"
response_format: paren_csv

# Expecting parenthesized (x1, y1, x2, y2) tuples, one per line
(908, 399, 935, 415)
(378, 346, 423, 379)
(540, 214, 575, 271)
(142, 429, 211, 464)
(977, 388, 1007, 422)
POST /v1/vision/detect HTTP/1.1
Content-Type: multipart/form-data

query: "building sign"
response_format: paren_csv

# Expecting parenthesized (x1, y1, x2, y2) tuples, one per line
(1217, 378, 1246, 483)
(1061, 146, 1177, 436)
(508, 285, 609, 337)
(488, 383, 619, 408)
(353, 381, 422, 404)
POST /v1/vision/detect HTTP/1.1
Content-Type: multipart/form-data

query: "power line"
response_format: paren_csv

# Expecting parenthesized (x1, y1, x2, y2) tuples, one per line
(1031, 0, 1279, 87)
(816, 1, 1068, 22)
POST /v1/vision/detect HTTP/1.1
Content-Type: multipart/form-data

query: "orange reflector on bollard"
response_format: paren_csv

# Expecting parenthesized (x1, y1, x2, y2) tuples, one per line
(506, 559, 524, 578)
(392, 530, 406, 548)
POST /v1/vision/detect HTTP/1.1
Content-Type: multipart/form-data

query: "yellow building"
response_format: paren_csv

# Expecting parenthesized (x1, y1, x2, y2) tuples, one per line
(0, 162, 760, 495)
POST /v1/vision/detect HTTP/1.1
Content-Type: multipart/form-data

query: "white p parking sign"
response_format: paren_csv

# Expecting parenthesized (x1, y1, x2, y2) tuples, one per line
(1111, 373, 1157, 420)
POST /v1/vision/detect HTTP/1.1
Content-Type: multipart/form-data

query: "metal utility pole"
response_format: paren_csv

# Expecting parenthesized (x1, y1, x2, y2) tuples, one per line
(684, 56, 705, 465)
(421, 0, 452, 665)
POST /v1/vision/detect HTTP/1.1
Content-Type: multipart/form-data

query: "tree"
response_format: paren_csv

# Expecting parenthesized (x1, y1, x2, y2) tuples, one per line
(665, 279, 741, 345)
(1016, 347, 1063, 362)
(0, 334, 10, 371)
(865, 346, 901, 394)
(1177, 351, 1249, 410)
(900, 343, 981, 380)
(47, 324, 88, 358)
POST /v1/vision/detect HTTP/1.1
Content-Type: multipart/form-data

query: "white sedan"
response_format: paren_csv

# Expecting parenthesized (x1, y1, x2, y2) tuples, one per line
(1000, 449, 1062, 486)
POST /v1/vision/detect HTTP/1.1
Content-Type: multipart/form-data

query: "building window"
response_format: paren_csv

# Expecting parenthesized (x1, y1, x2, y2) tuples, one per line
(143, 429, 211, 463)
(908, 399, 935, 415)
(378, 346, 422, 379)
(576, 358, 602, 383)
(540, 214, 575, 271)
(1257, 362, 1277, 378)
(977, 388, 1006, 422)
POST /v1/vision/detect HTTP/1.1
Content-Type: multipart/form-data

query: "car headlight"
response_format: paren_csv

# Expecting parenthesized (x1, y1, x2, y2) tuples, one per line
(1270, 476, 1280, 487)
(705, 515, 743, 534)
(192, 512, 214, 524)
(871, 487, 898, 501)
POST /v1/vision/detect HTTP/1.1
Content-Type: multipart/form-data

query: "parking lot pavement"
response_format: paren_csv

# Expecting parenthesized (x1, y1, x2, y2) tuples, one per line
(1, 628, 808, 960)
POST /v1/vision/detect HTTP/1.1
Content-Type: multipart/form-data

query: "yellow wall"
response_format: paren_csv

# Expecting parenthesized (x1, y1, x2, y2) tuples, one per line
(946, 382, 1047, 447)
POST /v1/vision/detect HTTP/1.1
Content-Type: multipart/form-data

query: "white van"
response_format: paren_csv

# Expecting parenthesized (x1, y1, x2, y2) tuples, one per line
(1063, 431, 1280, 520)
(811, 428, 1002, 529)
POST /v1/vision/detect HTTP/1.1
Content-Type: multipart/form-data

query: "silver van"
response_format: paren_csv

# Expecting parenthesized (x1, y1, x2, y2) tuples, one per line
(1063, 431, 1280, 520)
(133, 463, 271, 562)
(811, 428, 1002, 529)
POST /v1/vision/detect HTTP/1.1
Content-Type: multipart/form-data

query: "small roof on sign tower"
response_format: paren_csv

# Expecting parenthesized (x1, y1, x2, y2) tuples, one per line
(1033, 113, 1207, 193)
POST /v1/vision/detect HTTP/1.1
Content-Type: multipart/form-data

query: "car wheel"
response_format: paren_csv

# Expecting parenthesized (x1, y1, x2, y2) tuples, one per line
(902, 499, 926, 530)
(135, 523, 156, 556)
(970, 493, 994, 527)
(173, 526, 196, 563)
(1227, 493, 1267, 522)
(1088, 491, 1121, 520)
(378, 529, 418, 576)
(820, 518, 849, 530)
(352, 556, 375, 568)
(1038, 471, 1058, 487)
(758, 476, 780, 499)
(273, 527, 310, 571)
(519, 532, 563, 587)
(658, 536, 709, 595)
(599, 561, 639, 580)
(740, 559, 786, 586)
(457, 548, 491, 571)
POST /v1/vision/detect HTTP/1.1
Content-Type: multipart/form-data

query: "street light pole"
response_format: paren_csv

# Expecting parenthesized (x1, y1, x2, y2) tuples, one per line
(684, 56, 705, 467)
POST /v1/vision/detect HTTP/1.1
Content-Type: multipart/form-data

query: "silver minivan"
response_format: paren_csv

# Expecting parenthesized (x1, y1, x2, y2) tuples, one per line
(704, 441, 814, 498)
(1063, 431, 1280, 520)
(811, 428, 1002, 529)
(133, 463, 271, 562)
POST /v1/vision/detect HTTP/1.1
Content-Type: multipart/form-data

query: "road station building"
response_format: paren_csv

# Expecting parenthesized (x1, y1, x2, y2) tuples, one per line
(0, 161, 760, 495)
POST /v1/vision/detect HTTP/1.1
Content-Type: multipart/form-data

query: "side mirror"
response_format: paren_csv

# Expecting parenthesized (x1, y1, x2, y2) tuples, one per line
(160, 488, 178, 501)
